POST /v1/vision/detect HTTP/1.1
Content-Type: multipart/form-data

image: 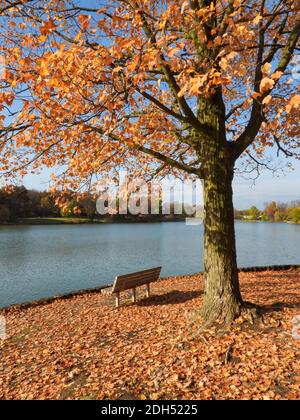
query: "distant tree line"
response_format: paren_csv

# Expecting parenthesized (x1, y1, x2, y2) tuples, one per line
(1, 186, 299, 224)
(235, 200, 300, 224)
(0, 186, 59, 222)
(0, 185, 187, 223)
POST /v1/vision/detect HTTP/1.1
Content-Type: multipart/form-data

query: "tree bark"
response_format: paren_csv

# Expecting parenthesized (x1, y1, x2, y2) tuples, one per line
(196, 89, 244, 324)
(201, 153, 243, 324)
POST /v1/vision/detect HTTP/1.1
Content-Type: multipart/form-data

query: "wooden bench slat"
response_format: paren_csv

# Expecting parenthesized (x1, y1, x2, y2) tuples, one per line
(111, 267, 162, 295)
(115, 270, 161, 284)
(113, 267, 161, 282)
(113, 274, 160, 292)
(115, 267, 162, 281)
(112, 273, 161, 292)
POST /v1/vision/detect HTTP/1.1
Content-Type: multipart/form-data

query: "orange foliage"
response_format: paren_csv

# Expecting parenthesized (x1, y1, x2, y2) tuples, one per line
(0, 0, 299, 189)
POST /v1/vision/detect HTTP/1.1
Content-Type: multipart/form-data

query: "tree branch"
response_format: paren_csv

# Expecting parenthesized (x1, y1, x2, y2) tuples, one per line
(132, 142, 203, 177)
(135, 88, 187, 122)
(87, 125, 204, 177)
(233, 16, 300, 159)
(129, 2, 207, 134)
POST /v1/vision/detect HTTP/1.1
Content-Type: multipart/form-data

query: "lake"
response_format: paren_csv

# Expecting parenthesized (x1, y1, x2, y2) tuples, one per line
(0, 221, 299, 308)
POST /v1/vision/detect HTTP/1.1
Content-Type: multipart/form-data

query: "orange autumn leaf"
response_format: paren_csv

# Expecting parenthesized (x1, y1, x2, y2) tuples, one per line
(262, 95, 272, 106)
(261, 62, 271, 75)
(39, 19, 56, 35)
(286, 95, 300, 113)
(260, 77, 275, 93)
(78, 15, 91, 30)
(253, 14, 263, 24)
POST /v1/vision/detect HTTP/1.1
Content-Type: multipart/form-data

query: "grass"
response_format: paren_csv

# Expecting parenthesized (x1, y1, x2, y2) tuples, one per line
(5, 216, 186, 225)
(15, 217, 104, 225)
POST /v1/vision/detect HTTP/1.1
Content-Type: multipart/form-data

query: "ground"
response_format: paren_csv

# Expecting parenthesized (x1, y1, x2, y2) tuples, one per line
(0, 269, 300, 400)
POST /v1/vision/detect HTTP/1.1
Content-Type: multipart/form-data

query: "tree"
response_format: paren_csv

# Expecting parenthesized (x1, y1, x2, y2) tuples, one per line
(264, 201, 278, 221)
(0, 1, 299, 324)
(261, 212, 268, 222)
(60, 203, 73, 218)
(39, 194, 59, 217)
(79, 196, 96, 219)
(0, 203, 10, 222)
(288, 206, 300, 223)
(248, 206, 260, 220)
(4, 185, 30, 219)
(274, 210, 284, 222)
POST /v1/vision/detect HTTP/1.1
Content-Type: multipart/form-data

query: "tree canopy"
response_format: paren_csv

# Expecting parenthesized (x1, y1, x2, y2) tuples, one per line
(0, 0, 299, 191)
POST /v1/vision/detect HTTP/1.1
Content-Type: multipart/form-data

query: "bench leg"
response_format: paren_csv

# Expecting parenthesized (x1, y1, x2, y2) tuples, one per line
(132, 288, 136, 304)
(115, 293, 120, 308)
(146, 283, 150, 298)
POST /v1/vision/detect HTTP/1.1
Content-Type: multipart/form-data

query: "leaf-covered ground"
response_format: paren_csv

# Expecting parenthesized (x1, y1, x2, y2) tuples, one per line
(1, 269, 300, 400)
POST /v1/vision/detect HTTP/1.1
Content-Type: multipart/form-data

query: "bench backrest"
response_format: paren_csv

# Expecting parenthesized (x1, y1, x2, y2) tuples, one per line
(112, 267, 162, 293)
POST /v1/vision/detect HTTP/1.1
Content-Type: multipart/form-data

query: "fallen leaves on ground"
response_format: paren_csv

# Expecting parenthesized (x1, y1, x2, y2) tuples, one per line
(0, 269, 300, 400)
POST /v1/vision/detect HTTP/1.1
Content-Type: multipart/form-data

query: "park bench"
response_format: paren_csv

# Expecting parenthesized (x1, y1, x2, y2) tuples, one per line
(107, 267, 162, 307)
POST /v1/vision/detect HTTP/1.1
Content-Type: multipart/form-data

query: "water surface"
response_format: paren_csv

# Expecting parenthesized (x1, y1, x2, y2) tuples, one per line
(0, 221, 299, 307)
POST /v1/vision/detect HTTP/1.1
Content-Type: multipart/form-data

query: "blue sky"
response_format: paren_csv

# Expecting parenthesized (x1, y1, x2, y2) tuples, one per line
(233, 161, 300, 209)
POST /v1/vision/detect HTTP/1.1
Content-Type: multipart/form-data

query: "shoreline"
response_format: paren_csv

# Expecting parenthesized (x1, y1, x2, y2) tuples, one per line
(1, 264, 299, 313)
(0, 217, 299, 226)
(237, 219, 300, 225)
(0, 217, 186, 226)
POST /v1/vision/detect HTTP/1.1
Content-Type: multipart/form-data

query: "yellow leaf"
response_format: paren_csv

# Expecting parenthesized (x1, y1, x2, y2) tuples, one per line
(262, 95, 272, 105)
(253, 15, 263, 24)
(286, 94, 300, 113)
(168, 47, 180, 58)
(271, 71, 283, 80)
(220, 57, 229, 71)
(251, 92, 261, 99)
(261, 62, 271, 75)
(181, 0, 189, 14)
(260, 77, 275, 93)
(178, 82, 189, 97)
(290, 94, 300, 107)
(227, 51, 238, 61)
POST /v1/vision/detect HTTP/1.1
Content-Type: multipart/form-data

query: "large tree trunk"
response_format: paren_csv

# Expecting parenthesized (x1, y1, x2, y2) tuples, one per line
(196, 90, 244, 324)
(201, 157, 243, 324)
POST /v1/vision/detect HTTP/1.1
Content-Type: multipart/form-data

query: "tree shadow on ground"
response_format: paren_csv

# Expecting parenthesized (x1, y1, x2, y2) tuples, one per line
(258, 301, 300, 314)
(137, 290, 202, 307)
